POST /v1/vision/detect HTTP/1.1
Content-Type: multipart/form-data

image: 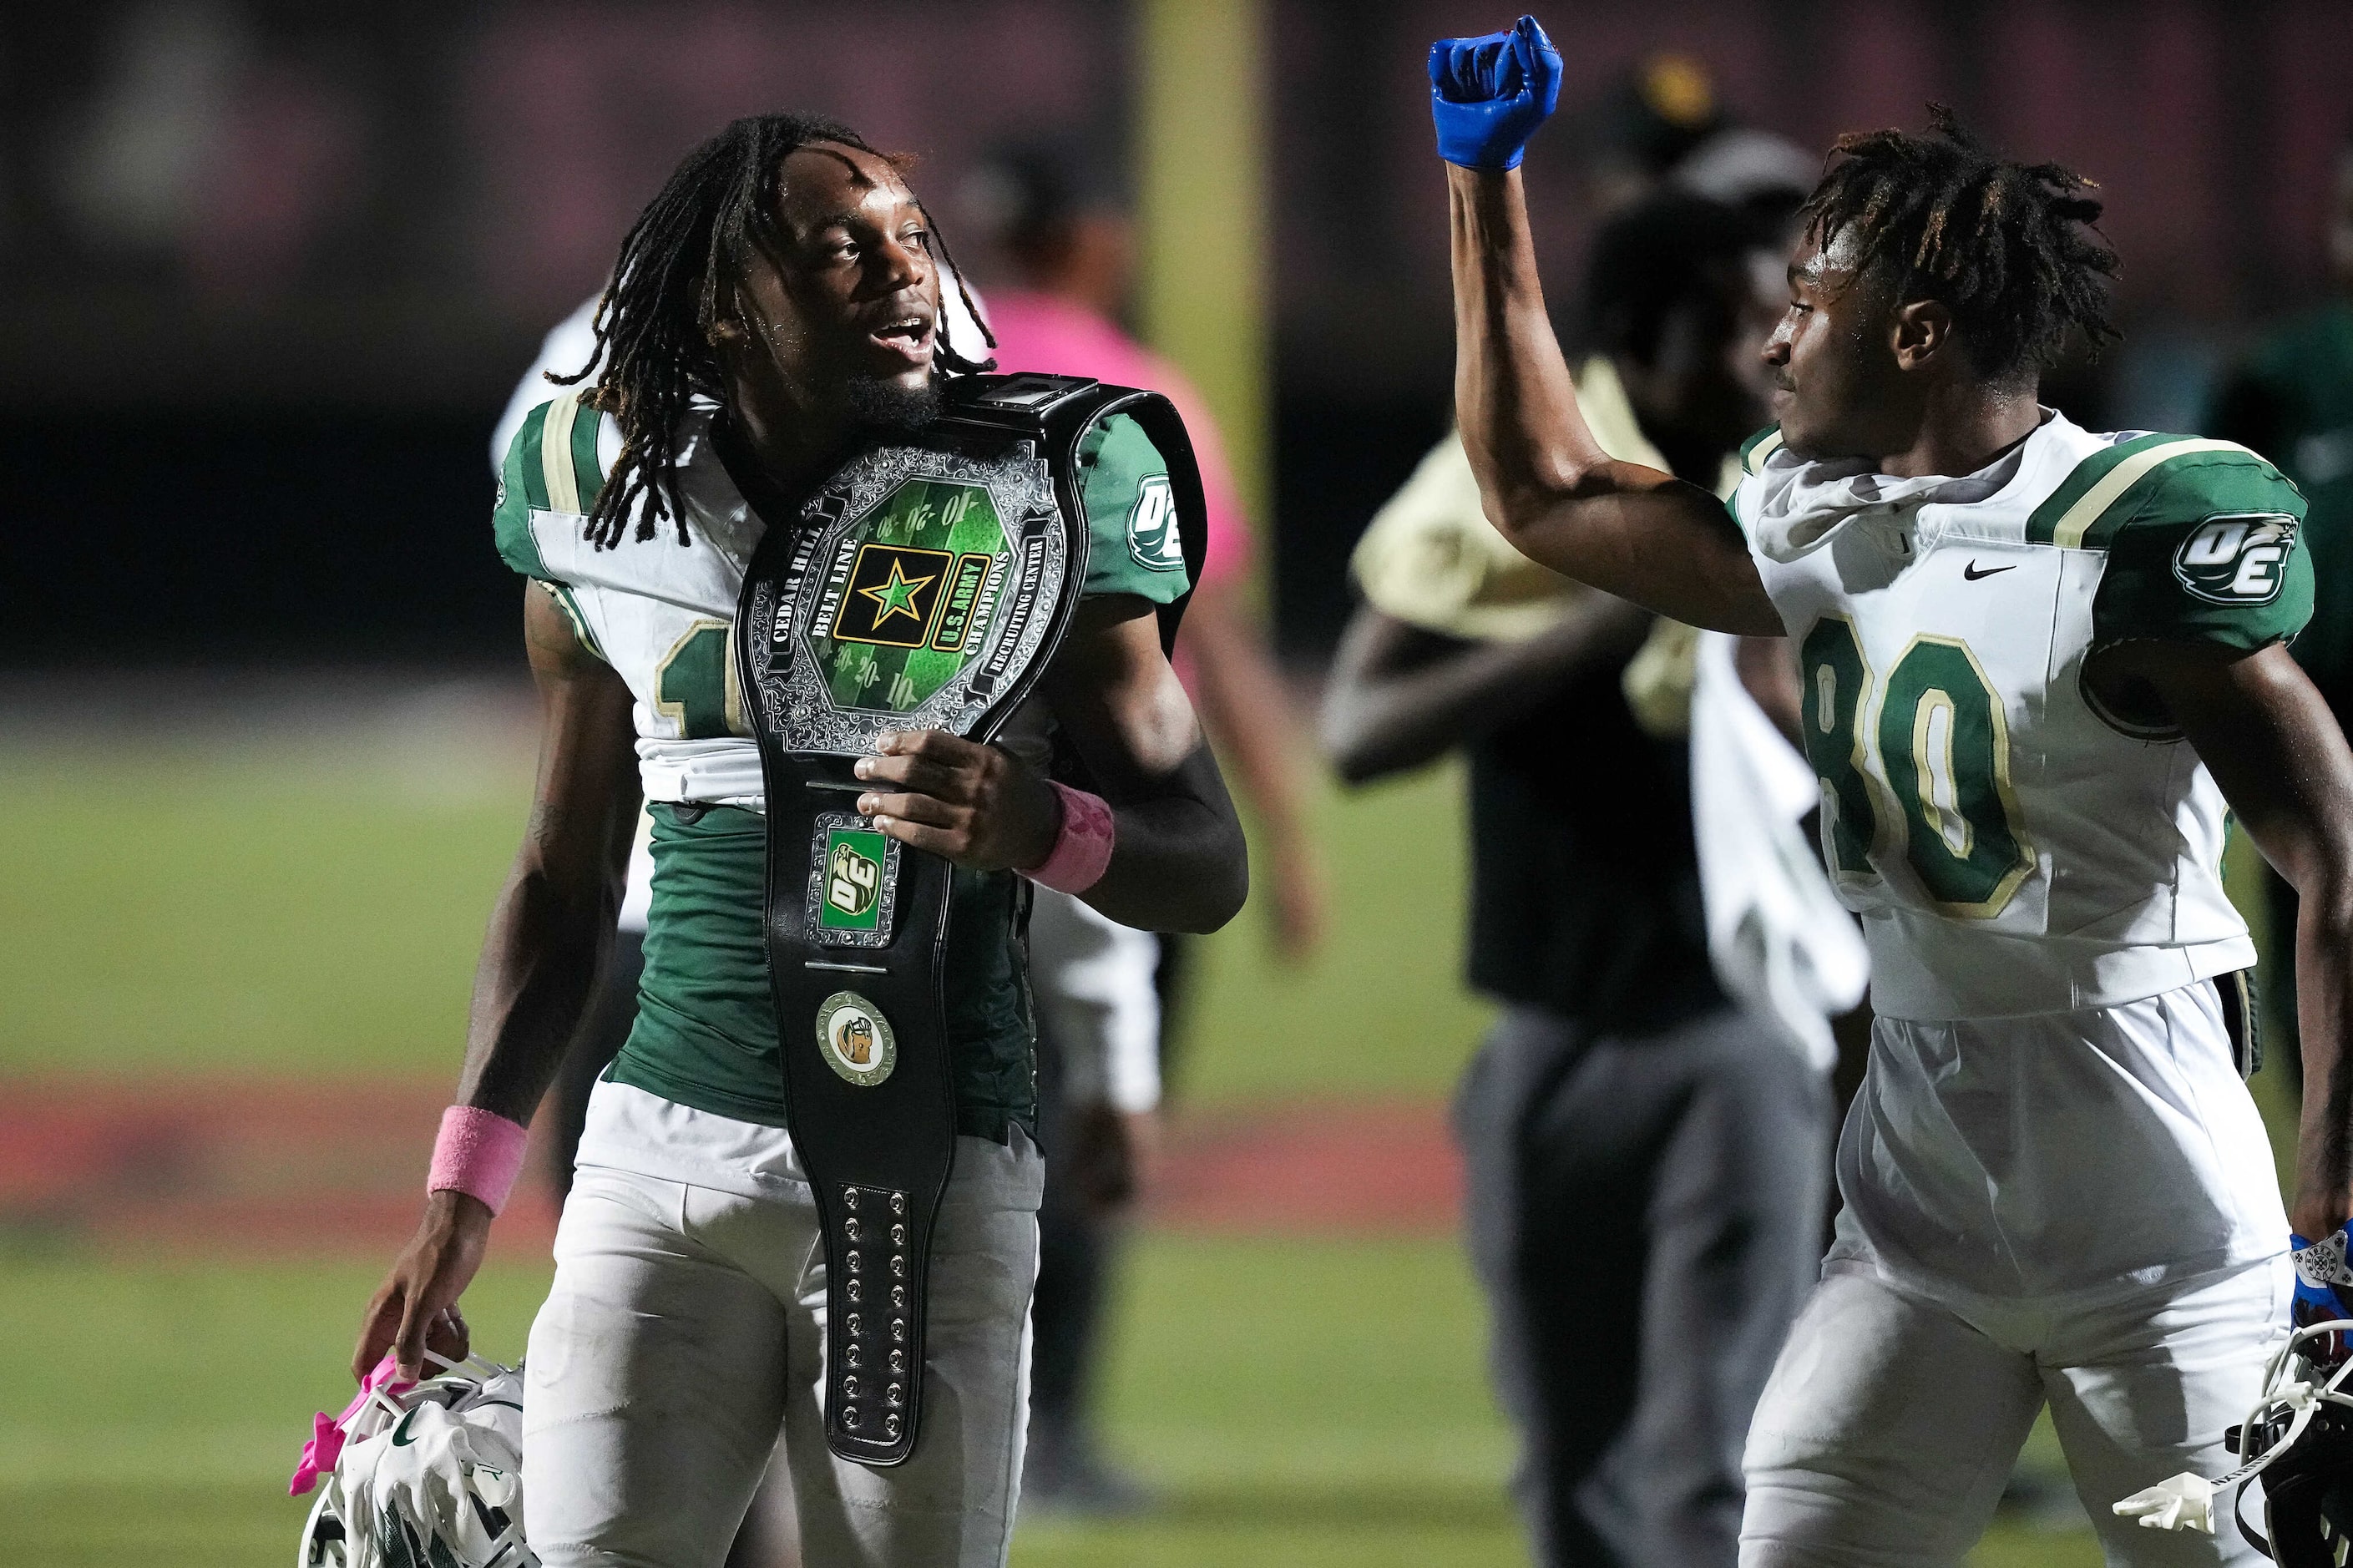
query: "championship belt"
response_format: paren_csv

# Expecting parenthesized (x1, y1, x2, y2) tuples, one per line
(731, 372, 1207, 1466)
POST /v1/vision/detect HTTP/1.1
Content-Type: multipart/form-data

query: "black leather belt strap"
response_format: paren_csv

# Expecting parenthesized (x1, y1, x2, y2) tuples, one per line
(730, 372, 1203, 1466)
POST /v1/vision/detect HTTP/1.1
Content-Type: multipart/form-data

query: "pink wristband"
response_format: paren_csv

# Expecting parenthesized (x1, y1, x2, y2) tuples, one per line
(1022, 781, 1115, 895)
(427, 1105, 529, 1216)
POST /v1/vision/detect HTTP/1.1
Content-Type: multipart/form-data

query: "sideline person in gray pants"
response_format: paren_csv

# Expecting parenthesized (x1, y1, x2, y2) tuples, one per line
(1455, 1006, 1825, 1565)
(1322, 190, 1833, 1568)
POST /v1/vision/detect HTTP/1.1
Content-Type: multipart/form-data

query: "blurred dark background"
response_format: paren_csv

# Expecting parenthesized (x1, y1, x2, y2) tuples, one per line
(3, 0, 2349, 665)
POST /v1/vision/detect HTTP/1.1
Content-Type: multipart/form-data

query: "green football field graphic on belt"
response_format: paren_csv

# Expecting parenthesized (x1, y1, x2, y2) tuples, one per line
(812, 478, 1008, 713)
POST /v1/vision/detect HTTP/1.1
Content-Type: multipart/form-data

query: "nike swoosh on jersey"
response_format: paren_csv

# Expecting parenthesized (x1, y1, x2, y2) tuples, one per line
(1962, 561, 2017, 579)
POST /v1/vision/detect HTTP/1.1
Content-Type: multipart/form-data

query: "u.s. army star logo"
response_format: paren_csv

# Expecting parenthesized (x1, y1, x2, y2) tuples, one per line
(859, 559, 934, 627)
(817, 992, 897, 1087)
(832, 544, 954, 647)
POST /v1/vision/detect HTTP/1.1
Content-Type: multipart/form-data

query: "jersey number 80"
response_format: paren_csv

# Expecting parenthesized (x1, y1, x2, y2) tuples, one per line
(1799, 617, 2035, 919)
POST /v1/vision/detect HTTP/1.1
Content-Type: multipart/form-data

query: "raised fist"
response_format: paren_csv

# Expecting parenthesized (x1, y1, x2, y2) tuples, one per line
(1428, 14, 1564, 172)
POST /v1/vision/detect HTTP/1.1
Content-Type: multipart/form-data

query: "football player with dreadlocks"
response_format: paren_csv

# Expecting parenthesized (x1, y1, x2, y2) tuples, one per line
(1433, 18, 2353, 1567)
(348, 112, 1245, 1568)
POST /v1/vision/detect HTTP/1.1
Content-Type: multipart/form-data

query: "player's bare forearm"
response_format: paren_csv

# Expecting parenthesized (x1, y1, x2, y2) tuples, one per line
(2134, 640, 2353, 1232)
(2291, 894, 2353, 1235)
(1063, 741, 1246, 932)
(1447, 164, 1779, 635)
(456, 861, 621, 1122)
(1321, 599, 1652, 784)
(455, 589, 642, 1125)
(1044, 599, 1247, 932)
(1448, 164, 1601, 518)
(357, 588, 639, 1379)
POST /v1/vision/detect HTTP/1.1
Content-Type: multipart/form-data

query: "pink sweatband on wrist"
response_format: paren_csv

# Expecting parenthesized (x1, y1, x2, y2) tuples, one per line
(427, 1105, 529, 1216)
(1022, 781, 1116, 895)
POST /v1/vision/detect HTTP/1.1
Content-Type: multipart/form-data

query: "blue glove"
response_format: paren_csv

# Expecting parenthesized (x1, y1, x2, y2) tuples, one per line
(2291, 1227, 2353, 1338)
(1428, 15, 1564, 171)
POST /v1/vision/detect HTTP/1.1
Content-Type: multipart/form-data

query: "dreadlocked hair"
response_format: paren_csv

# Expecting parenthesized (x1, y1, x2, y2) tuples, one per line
(549, 111, 996, 549)
(1799, 104, 2119, 387)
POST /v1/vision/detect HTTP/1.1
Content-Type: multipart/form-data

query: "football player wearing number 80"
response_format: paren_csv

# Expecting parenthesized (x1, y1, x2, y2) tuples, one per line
(351, 113, 1246, 1568)
(1435, 18, 2353, 1568)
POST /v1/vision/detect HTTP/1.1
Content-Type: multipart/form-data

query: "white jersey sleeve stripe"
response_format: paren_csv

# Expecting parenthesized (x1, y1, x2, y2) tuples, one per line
(2048, 438, 2244, 549)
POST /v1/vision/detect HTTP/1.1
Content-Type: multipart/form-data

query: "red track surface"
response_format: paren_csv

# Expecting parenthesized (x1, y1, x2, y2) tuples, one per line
(0, 1080, 1462, 1257)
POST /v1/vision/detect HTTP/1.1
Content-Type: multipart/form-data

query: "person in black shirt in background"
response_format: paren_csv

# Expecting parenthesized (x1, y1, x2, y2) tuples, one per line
(1320, 191, 1831, 1568)
(2204, 131, 2353, 1082)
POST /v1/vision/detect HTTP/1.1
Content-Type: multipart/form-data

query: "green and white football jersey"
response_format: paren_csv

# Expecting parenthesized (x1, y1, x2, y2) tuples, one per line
(1732, 412, 2310, 1021)
(489, 387, 1192, 1137)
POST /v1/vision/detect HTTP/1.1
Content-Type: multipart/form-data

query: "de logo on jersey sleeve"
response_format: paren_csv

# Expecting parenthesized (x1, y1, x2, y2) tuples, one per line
(2173, 513, 2295, 604)
(1127, 473, 1184, 572)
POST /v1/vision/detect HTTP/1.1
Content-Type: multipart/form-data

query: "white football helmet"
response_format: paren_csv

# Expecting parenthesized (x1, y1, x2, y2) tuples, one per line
(2114, 1319, 2353, 1562)
(296, 1353, 536, 1568)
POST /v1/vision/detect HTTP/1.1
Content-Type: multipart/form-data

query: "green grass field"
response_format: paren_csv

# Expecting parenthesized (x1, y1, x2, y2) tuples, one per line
(0, 701, 2149, 1564)
(0, 1244, 2098, 1568)
(0, 1241, 1526, 1567)
(0, 718, 1490, 1101)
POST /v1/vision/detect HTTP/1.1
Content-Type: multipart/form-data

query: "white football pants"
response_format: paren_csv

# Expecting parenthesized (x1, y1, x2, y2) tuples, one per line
(1741, 1255, 2288, 1568)
(523, 1132, 1044, 1568)
(1025, 887, 1162, 1114)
